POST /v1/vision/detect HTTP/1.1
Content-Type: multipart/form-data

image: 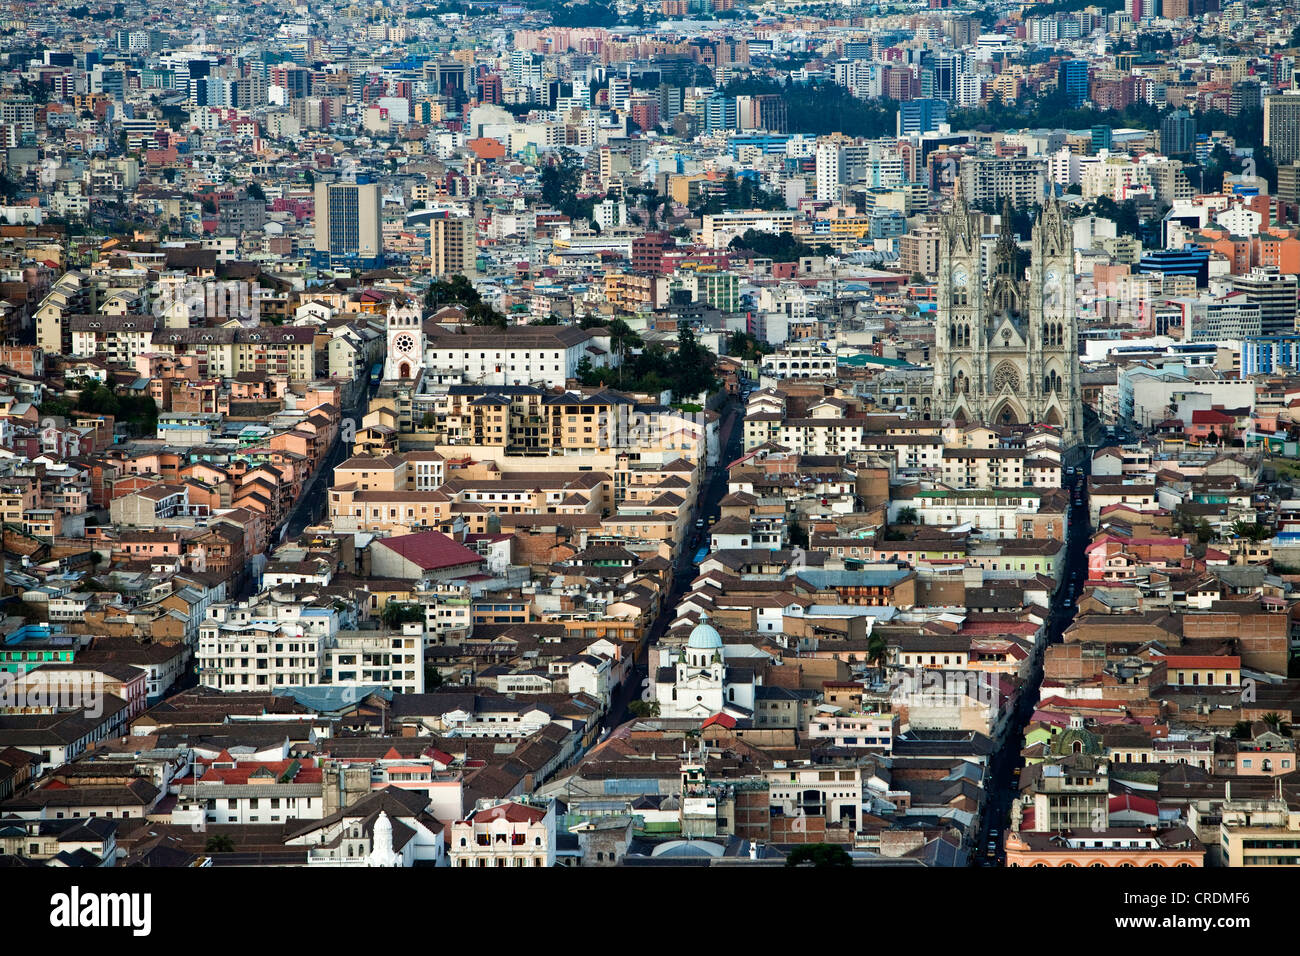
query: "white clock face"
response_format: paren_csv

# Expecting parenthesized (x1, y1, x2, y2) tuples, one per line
(394, 333, 416, 356)
(952, 267, 968, 288)
(1045, 270, 1059, 284)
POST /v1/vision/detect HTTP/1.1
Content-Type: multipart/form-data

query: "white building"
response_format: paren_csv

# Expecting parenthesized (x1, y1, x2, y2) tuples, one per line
(448, 799, 556, 868)
(653, 617, 762, 719)
(418, 324, 615, 389)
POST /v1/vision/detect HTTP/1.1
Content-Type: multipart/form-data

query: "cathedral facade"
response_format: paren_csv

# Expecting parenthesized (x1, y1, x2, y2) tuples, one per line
(932, 188, 1083, 453)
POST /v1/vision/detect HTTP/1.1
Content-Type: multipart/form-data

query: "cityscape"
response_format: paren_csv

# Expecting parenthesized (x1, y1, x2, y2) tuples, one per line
(1, 0, 1300, 884)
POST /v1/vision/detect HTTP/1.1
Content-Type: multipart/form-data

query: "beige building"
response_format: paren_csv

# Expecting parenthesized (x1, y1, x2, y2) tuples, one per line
(899, 225, 941, 279)
(448, 799, 555, 867)
(429, 215, 476, 279)
(1217, 799, 1300, 866)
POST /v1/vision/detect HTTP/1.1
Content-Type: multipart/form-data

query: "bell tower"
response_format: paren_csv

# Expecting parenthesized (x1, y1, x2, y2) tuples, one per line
(935, 177, 984, 425)
(933, 181, 1083, 455)
(1028, 192, 1082, 450)
(384, 296, 424, 382)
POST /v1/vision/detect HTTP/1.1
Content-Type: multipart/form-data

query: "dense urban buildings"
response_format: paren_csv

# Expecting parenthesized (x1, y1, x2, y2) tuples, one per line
(0, 0, 1299, 890)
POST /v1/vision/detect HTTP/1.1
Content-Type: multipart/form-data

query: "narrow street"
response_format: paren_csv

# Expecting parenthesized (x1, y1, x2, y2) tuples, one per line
(282, 378, 373, 543)
(605, 394, 746, 731)
(972, 453, 1093, 866)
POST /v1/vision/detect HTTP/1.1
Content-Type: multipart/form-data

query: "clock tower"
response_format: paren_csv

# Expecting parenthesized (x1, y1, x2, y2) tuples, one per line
(385, 296, 425, 382)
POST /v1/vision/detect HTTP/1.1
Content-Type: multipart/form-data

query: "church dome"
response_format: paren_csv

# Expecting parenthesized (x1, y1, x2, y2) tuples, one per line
(687, 615, 723, 651)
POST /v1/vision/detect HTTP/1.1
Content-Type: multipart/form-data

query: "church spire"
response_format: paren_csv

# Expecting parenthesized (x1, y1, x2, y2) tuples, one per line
(945, 160, 976, 252)
(995, 199, 1018, 275)
(1035, 186, 1068, 255)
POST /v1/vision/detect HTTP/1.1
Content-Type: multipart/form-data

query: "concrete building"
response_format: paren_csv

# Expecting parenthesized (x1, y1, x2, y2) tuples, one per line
(430, 215, 476, 279)
(313, 181, 383, 268)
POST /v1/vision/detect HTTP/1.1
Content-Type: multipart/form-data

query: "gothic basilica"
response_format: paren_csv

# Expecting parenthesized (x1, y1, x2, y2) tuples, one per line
(931, 186, 1084, 454)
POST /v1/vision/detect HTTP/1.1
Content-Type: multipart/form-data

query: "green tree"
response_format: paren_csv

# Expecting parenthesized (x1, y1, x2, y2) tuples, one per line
(424, 663, 444, 689)
(671, 325, 718, 400)
(628, 700, 660, 718)
(539, 157, 596, 223)
(727, 330, 772, 362)
(380, 599, 424, 628)
(550, 0, 618, 27)
(866, 631, 889, 684)
(204, 834, 235, 853)
(1231, 519, 1271, 541)
(728, 229, 816, 262)
(721, 77, 898, 140)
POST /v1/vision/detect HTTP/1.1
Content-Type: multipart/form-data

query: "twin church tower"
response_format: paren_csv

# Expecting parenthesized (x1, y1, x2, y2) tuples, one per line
(931, 184, 1083, 453)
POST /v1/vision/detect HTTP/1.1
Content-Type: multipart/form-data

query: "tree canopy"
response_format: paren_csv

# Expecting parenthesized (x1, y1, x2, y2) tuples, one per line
(426, 274, 506, 327)
(576, 325, 718, 401)
(40, 378, 158, 433)
(721, 77, 898, 139)
(728, 229, 832, 262)
(727, 330, 772, 361)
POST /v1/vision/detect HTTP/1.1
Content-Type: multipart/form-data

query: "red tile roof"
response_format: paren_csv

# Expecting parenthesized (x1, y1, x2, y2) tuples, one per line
(468, 801, 547, 824)
(1159, 655, 1241, 669)
(373, 530, 484, 571)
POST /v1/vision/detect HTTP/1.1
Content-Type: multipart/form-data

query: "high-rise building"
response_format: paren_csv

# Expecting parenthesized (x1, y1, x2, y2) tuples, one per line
(658, 83, 683, 122)
(1231, 80, 1263, 117)
(949, 15, 977, 47)
(959, 156, 1048, 209)
(1058, 60, 1088, 108)
(429, 215, 476, 279)
(313, 182, 383, 268)
(1091, 125, 1113, 154)
(735, 94, 787, 132)
(609, 76, 632, 112)
(932, 184, 1083, 451)
(1160, 109, 1195, 159)
(1277, 162, 1300, 205)
(1265, 94, 1300, 165)
(898, 98, 949, 136)
(703, 93, 737, 133)
(1232, 267, 1299, 337)
(815, 140, 845, 202)
(932, 53, 957, 101)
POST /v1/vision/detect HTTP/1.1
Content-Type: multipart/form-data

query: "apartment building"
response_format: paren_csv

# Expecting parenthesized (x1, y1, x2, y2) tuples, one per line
(430, 214, 476, 279)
